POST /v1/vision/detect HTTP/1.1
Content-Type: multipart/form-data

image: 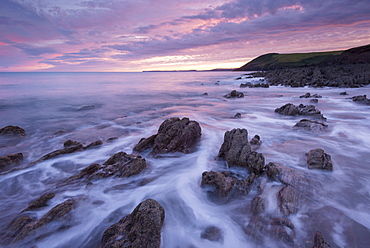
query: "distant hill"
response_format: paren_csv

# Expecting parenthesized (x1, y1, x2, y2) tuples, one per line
(235, 44, 370, 71)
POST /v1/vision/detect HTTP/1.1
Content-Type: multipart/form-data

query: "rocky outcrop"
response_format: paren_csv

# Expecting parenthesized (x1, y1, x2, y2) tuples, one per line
(240, 82, 269, 88)
(0, 125, 26, 137)
(306, 149, 333, 171)
(201, 171, 255, 202)
(0, 153, 23, 168)
(223, 90, 244, 98)
(265, 162, 308, 190)
(134, 117, 201, 156)
(13, 199, 74, 242)
(350, 95, 370, 105)
(1, 215, 33, 244)
(278, 185, 301, 216)
(293, 119, 328, 132)
(100, 199, 165, 248)
(275, 103, 326, 120)
(21, 192, 56, 212)
(218, 128, 265, 174)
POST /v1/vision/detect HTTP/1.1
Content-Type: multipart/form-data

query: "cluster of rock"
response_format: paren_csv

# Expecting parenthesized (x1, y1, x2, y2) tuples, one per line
(223, 90, 244, 98)
(350, 95, 370, 105)
(264, 64, 370, 88)
(240, 82, 269, 88)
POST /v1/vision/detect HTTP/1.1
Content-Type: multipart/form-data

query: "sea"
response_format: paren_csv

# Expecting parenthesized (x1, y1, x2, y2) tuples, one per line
(0, 71, 369, 247)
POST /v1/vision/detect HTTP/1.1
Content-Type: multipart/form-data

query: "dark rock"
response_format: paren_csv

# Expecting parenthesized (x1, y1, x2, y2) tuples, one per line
(235, 77, 242, 80)
(34, 144, 84, 164)
(84, 140, 103, 149)
(14, 199, 74, 241)
(1, 215, 33, 244)
(251, 196, 265, 215)
(106, 137, 118, 142)
(313, 231, 332, 248)
(0, 125, 26, 137)
(62, 163, 102, 184)
(133, 117, 201, 156)
(100, 199, 165, 248)
(278, 185, 301, 216)
(310, 99, 319, 104)
(306, 149, 333, 171)
(201, 226, 223, 242)
(0, 153, 23, 168)
(300, 93, 322, 98)
(240, 82, 251, 88)
(232, 113, 242, 119)
(77, 105, 95, 111)
(250, 135, 262, 150)
(339, 91, 348, 95)
(64, 140, 82, 147)
(351, 95, 370, 105)
(202, 92, 208, 96)
(89, 152, 147, 180)
(218, 128, 265, 174)
(275, 103, 299, 116)
(22, 192, 56, 212)
(275, 103, 325, 120)
(271, 217, 295, 230)
(201, 171, 235, 200)
(293, 119, 328, 132)
(223, 90, 244, 98)
(265, 162, 307, 189)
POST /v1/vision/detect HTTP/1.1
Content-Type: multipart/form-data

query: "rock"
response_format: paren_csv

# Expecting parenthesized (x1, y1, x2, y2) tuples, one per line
(202, 92, 208, 96)
(201, 226, 223, 242)
(84, 140, 103, 149)
(265, 162, 307, 189)
(300, 93, 322, 98)
(0, 125, 26, 137)
(250, 135, 262, 150)
(240, 82, 251, 88)
(310, 99, 319, 103)
(77, 105, 95, 111)
(313, 231, 332, 248)
(62, 163, 102, 185)
(100, 199, 165, 248)
(89, 152, 147, 180)
(278, 185, 301, 216)
(22, 192, 56, 212)
(232, 113, 242, 119)
(275, 103, 325, 120)
(133, 117, 201, 156)
(14, 199, 74, 241)
(251, 196, 265, 215)
(223, 90, 244, 98)
(0, 153, 23, 168)
(306, 149, 333, 171)
(218, 129, 265, 174)
(293, 119, 328, 132)
(63, 140, 82, 147)
(1, 215, 33, 244)
(34, 143, 83, 164)
(350, 95, 370, 105)
(339, 91, 348, 95)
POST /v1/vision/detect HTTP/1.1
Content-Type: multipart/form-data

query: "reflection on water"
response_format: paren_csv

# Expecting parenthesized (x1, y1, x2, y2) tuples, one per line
(0, 72, 369, 247)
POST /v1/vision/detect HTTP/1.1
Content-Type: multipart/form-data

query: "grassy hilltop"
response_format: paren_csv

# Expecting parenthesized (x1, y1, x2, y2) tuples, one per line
(235, 43, 370, 71)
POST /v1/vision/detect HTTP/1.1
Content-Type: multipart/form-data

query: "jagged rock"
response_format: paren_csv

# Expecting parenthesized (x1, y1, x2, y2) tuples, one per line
(35, 143, 84, 164)
(306, 149, 333, 171)
(313, 231, 332, 248)
(84, 140, 103, 149)
(250, 135, 262, 150)
(1, 215, 33, 245)
(351, 95, 370, 105)
(64, 140, 82, 147)
(293, 119, 328, 132)
(232, 113, 241, 119)
(265, 162, 307, 189)
(14, 199, 74, 241)
(133, 117, 201, 156)
(201, 226, 223, 242)
(100, 199, 165, 248)
(22, 192, 55, 212)
(0, 153, 23, 168)
(275, 103, 326, 120)
(339, 91, 348, 95)
(278, 185, 301, 216)
(251, 196, 265, 215)
(0, 125, 26, 137)
(201, 171, 255, 201)
(218, 128, 265, 174)
(223, 90, 244, 98)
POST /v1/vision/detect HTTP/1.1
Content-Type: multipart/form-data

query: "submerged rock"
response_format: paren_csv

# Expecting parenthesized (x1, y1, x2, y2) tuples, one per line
(250, 135, 262, 150)
(265, 162, 308, 189)
(201, 226, 223, 242)
(1, 215, 33, 245)
(134, 117, 201, 156)
(218, 128, 265, 174)
(293, 119, 328, 132)
(306, 149, 333, 171)
(22, 192, 56, 212)
(223, 90, 244, 98)
(278, 185, 301, 216)
(350, 95, 370, 105)
(0, 153, 23, 168)
(100, 199, 165, 248)
(0, 125, 26, 137)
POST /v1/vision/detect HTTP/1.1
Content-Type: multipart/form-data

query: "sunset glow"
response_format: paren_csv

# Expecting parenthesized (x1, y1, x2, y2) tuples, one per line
(1, 0, 369, 72)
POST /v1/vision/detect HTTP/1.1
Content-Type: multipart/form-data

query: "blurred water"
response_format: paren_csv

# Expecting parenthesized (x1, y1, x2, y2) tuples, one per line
(0, 71, 369, 247)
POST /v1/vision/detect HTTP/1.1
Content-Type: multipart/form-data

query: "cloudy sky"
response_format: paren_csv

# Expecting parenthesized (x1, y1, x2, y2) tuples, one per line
(1, 0, 370, 72)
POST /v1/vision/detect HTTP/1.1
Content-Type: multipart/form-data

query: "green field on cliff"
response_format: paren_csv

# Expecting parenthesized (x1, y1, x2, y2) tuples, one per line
(236, 50, 343, 71)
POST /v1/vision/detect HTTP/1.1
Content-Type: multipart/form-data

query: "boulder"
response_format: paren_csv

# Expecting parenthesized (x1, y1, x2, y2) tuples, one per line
(223, 90, 244, 98)
(0, 153, 23, 168)
(100, 199, 165, 248)
(232, 112, 242, 119)
(265, 162, 308, 189)
(63, 140, 82, 147)
(313, 231, 332, 248)
(250, 135, 262, 150)
(275, 103, 325, 120)
(22, 192, 56, 212)
(278, 185, 301, 216)
(251, 196, 266, 215)
(201, 226, 223, 242)
(133, 117, 201, 156)
(306, 149, 333, 171)
(275, 103, 299, 116)
(350, 95, 370, 105)
(218, 128, 265, 174)
(0, 125, 26, 137)
(293, 119, 328, 132)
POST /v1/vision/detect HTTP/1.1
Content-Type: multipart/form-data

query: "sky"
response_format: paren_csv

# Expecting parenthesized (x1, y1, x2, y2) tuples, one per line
(0, 0, 370, 72)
